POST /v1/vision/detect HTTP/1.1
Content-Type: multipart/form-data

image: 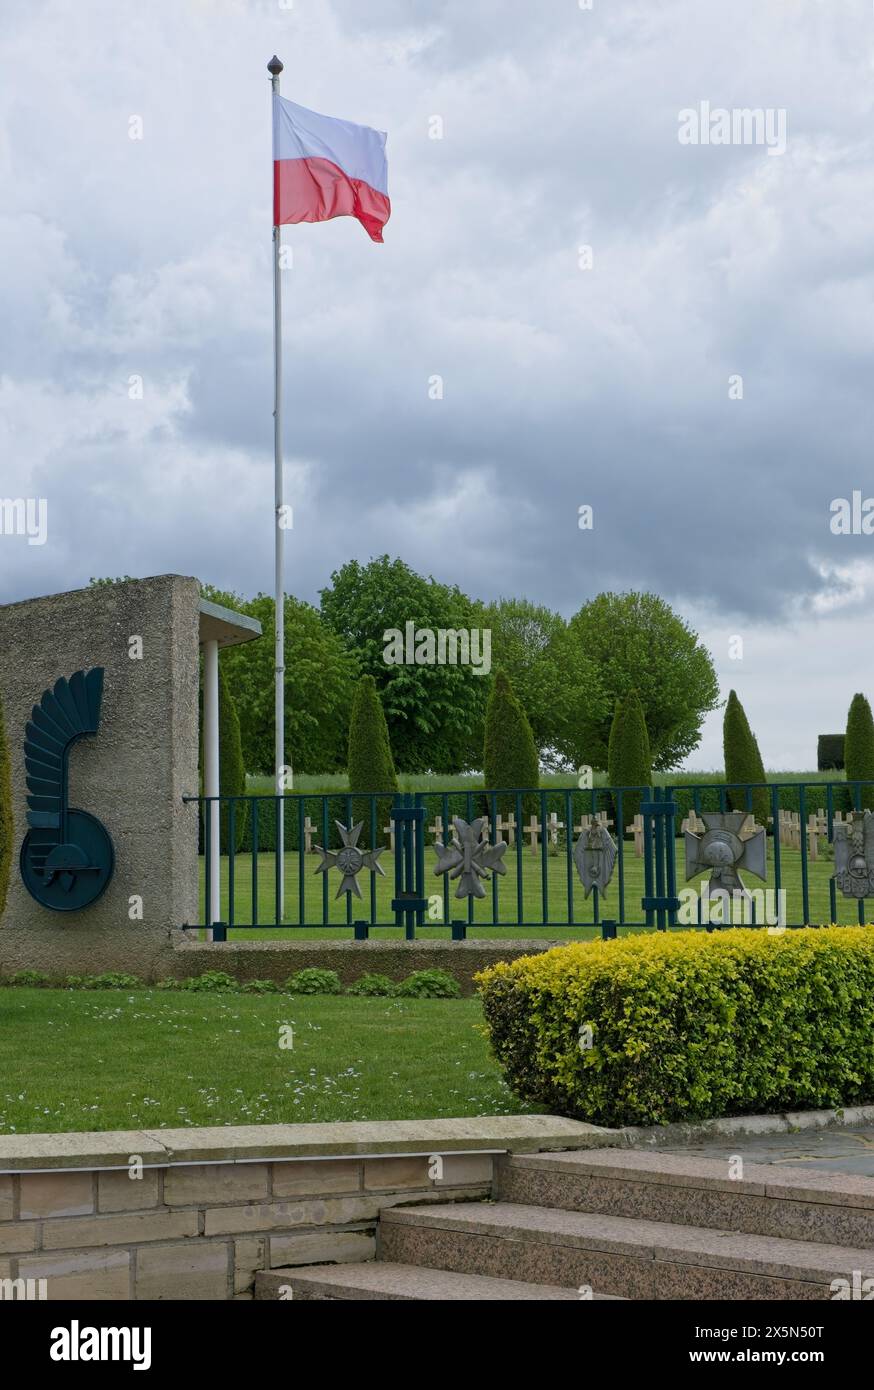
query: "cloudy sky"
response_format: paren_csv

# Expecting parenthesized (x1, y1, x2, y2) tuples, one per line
(1, 0, 873, 768)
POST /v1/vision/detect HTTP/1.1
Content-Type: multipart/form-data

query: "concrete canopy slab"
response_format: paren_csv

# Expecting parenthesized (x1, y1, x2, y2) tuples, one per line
(198, 599, 261, 649)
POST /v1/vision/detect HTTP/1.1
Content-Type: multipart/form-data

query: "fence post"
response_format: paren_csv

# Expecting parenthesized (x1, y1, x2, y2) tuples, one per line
(641, 786, 681, 931)
(391, 793, 428, 939)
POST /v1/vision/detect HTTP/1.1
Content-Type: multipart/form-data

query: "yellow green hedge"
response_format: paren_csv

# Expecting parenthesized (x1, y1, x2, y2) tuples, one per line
(475, 928, 874, 1127)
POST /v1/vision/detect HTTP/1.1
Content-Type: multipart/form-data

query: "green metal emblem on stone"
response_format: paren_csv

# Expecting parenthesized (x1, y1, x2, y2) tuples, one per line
(20, 669, 115, 912)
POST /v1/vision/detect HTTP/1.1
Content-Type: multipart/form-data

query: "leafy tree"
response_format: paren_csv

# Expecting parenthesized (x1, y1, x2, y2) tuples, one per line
(723, 690, 769, 828)
(484, 669, 539, 815)
(607, 689, 651, 828)
(844, 694, 874, 806)
(565, 591, 719, 771)
(320, 556, 488, 773)
(203, 586, 357, 776)
(478, 597, 605, 767)
(0, 686, 12, 919)
(347, 675, 398, 829)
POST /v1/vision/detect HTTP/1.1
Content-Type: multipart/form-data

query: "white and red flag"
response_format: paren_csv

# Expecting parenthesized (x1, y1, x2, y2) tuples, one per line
(272, 94, 390, 243)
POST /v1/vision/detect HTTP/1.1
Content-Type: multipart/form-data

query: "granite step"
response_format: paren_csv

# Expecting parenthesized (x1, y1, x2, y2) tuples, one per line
(255, 1261, 604, 1300)
(379, 1200, 874, 1301)
(495, 1150, 874, 1249)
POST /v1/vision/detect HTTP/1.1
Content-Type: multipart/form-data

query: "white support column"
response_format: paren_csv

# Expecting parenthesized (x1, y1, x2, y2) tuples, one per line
(203, 638, 220, 943)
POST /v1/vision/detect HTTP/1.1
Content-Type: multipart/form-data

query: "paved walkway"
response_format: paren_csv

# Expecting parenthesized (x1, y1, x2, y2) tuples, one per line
(662, 1125, 874, 1178)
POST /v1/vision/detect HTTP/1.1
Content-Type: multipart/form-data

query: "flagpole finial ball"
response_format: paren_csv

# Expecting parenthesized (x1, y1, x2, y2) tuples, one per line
(267, 56, 284, 76)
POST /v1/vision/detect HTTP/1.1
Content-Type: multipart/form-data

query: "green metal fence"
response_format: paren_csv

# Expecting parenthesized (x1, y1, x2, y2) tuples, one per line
(183, 781, 874, 939)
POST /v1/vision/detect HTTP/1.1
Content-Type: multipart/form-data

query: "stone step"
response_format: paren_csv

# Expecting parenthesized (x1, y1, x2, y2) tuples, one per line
(495, 1150, 874, 1249)
(255, 1262, 600, 1300)
(379, 1201, 874, 1301)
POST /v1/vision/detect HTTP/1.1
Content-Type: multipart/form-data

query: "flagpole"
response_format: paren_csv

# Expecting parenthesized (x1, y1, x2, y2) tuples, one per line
(268, 54, 285, 918)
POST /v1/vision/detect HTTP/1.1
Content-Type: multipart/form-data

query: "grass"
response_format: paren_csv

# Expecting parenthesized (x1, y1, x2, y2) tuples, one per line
(0, 989, 529, 1135)
(197, 840, 863, 939)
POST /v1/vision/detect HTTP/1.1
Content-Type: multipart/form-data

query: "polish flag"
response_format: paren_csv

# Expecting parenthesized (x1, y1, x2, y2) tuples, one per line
(272, 94, 390, 243)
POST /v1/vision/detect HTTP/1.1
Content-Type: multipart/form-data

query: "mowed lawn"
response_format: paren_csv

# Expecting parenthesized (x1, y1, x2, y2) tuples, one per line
(0, 989, 530, 1135)
(196, 842, 864, 939)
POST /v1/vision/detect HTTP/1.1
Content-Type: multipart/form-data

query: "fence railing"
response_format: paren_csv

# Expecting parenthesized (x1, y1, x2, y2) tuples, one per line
(182, 781, 874, 939)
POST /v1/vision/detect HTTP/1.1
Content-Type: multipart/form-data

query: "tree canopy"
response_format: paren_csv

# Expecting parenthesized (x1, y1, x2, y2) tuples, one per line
(320, 556, 487, 773)
(477, 596, 604, 767)
(565, 591, 719, 771)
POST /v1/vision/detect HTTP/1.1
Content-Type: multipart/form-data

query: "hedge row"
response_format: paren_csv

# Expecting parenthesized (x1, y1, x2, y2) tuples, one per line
(476, 927, 874, 1127)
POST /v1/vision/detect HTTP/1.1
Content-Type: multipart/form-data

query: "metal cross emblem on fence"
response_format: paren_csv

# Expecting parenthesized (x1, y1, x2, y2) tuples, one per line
(684, 812, 766, 895)
(434, 816, 507, 899)
(313, 821, 386, 898)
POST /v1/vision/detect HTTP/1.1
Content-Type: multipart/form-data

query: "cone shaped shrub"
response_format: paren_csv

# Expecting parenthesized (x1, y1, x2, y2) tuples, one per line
(723, 690, 769, 828)
(844, 694, 874, 809)
(483, 669, 539, 817)
(607, 689, 651, 829)
(347, 675, 398, 835)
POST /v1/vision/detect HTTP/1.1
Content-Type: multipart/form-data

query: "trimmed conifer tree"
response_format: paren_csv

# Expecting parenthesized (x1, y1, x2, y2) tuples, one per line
(347, 675, 398, 835)
(0, 687, 12, 920)
(484, 669, 539, 817)
(607, 689, 652, 829)
(844, 693, 874, 809)
(723, 690, 769, 828)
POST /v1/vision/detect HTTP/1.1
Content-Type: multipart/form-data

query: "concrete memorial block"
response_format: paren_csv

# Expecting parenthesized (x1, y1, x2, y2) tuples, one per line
(0, 575, 259, 979)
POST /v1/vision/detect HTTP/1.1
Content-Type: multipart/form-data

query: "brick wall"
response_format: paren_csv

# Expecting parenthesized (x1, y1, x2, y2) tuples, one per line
(0, 1153, 492, 1300)
(0, 1116, 600, 1300)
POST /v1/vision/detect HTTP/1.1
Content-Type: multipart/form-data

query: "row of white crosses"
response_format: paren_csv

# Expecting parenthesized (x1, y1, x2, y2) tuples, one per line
(676, 807, 853, 863)
(623, 807, 846, 860)
(775, 808, 855, 861)
(299, 805, 851, 863)
(304, 810, 615, 856)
